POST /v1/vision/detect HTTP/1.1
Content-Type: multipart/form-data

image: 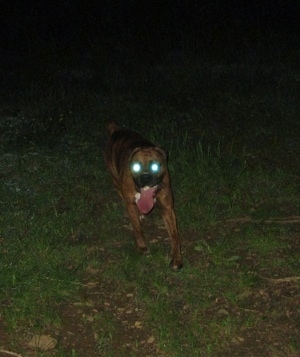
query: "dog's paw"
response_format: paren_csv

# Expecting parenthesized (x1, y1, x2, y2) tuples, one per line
(170, 260, 183, 272)
(138, 246, 150, 255)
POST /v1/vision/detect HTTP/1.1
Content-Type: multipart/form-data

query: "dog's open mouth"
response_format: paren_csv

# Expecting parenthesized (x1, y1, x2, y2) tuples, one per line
(135, 185, 157, 214)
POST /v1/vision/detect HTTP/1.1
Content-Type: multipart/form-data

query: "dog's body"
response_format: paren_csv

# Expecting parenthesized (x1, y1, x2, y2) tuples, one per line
(105, 122, 182, 270)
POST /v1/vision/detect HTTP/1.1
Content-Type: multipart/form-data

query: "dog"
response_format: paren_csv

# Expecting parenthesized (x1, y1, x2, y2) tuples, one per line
(104, 122, 182, 271)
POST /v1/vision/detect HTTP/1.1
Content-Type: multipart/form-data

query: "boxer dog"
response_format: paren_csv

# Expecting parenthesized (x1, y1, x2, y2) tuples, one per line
(104, 122, 182, 270)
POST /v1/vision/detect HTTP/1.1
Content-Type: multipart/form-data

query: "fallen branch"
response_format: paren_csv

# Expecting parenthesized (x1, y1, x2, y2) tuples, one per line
(249, 271, 300, 284)
(259, 276, 300, 284)
(220, 215, 300, 225)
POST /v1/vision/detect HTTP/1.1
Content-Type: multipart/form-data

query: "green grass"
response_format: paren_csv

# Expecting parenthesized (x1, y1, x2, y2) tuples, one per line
(1, 131, 298, 355)
(0, 49, 299, 355)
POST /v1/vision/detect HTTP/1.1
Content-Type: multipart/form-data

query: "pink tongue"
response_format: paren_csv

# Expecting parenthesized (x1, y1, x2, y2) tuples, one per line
(136, 187, 156, 214)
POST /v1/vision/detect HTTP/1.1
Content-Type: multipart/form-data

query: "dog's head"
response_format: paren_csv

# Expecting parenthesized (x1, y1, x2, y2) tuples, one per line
(129, 146, 167, 188)
(128, 146, 167, 214)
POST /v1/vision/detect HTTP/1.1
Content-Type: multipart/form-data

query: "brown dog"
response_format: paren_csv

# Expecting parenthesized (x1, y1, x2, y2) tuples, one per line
(104, 122, 182, 270)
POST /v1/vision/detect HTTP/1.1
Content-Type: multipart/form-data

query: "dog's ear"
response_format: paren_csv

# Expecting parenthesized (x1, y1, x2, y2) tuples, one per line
(128, 147, 141, 161)
(107, 122, 118, 135)
(156, 147, 168, 160)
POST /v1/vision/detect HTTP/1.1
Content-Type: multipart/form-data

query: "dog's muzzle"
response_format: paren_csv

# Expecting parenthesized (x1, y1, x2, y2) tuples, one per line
(140, 173, 155, 188)
(134, 173, 160, 190)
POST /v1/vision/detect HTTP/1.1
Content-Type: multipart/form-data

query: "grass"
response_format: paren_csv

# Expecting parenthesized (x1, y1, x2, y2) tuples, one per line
(0, 43, 299, 355)
(1, 132, 298, 355)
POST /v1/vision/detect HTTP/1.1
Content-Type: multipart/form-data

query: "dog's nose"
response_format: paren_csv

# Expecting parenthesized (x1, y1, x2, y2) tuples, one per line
(140, 173, 152, 187)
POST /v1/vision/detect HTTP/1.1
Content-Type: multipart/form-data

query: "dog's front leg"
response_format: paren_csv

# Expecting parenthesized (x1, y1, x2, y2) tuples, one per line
(162, 207, 183, 271)
(126, 202, 149, 254)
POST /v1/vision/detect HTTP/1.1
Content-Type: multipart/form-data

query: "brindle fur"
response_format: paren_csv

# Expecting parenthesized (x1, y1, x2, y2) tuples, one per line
(105, 122, 182, 270)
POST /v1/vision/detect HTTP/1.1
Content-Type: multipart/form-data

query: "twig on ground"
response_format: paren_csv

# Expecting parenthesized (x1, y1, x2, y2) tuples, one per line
(0, 350, 23, 357)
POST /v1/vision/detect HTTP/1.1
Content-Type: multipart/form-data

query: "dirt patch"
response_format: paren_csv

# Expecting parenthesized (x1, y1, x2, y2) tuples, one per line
(58, 280, 161, 356)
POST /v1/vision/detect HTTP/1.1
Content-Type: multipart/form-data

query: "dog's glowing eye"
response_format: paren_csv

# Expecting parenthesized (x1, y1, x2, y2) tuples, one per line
(132, 162, 142, 173)
(150, 163, 160, 172)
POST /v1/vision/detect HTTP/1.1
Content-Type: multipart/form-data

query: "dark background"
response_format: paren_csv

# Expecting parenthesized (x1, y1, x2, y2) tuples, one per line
(0, 1, 299, 144)
(1, 1, 298, 65)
